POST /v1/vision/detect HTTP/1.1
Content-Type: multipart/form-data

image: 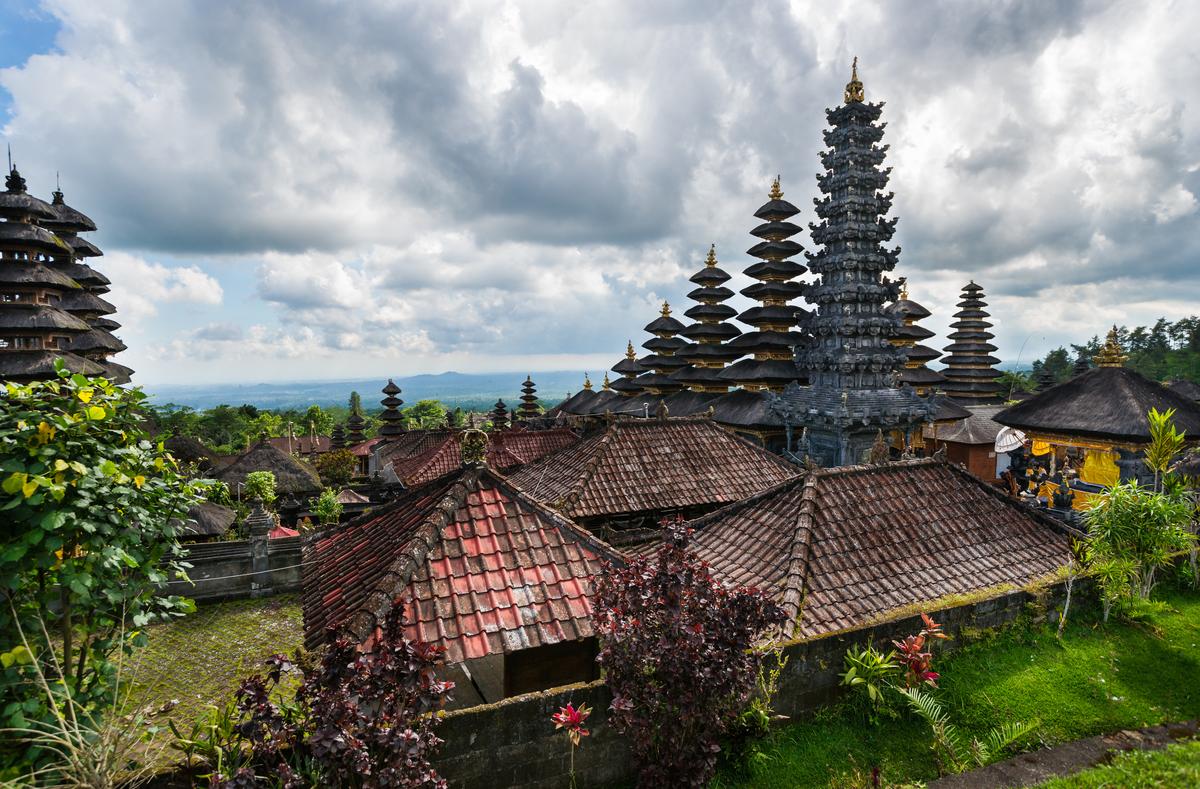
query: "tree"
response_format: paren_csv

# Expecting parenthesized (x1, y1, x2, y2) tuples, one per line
(310, 489, 343, 526)
(0, 365, 202, 768)
(404, 400, 448, 430)
(244, 471, 277, 506)
(1031, 347, 1073, 384)
(1086, 481, 1193, 605)
(303, 404, 334, 437)
(314, 449, 357, 487)
(592, 517, 786, 788)
(997, 370, 1034, 400)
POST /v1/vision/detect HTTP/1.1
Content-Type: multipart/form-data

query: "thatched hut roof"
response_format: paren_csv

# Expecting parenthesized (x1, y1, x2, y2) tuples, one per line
(1167, 379, 1200, 402)
(174, 502, 236, 538)
(163, 434, 215, 472)
(994, 367, 1200, 444)
(215, 439, 323, 497)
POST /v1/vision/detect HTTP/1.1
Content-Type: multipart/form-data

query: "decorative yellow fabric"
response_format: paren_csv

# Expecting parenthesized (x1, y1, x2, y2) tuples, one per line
(1031, 440, 1052, 456)
(1081, 449, 1120, 488)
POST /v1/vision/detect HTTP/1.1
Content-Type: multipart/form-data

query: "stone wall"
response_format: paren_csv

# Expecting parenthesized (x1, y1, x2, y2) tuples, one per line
(433, 577, 1083, 788)
(163, 535, 302, 601)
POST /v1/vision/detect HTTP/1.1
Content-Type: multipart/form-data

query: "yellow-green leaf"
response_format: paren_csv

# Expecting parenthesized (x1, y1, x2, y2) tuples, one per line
(77, 387, 94, 403)
(2, 472, 25, 495)
(53, 459, 69, 472)
(87, 405, 106, 420)
(133, 475, 145, 489)
(21, 479, 38, 498)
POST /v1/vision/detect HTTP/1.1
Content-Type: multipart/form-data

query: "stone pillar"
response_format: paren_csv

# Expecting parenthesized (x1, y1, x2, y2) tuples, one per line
(1115, 448, 1150, 486)
(246, 498, 274, 598)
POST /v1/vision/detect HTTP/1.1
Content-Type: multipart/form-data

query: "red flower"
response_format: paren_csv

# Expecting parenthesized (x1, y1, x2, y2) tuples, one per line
(552, 702, 593, 746)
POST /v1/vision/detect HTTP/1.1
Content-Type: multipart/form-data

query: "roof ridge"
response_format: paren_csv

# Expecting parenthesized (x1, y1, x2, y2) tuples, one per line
(939, 458, 1084, 539)
(340, 468, 479, 643)
(685, 471, 809, 531)
(559, 420, 621, 512)
(482, 467, 627, 566)
(779, 473, 820, 639)
(812, 457, 937, 477)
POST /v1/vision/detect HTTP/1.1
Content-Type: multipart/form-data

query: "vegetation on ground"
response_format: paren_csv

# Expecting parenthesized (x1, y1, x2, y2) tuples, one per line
(715, 585, 1200, 788)
(1034, 738, 1200, 788)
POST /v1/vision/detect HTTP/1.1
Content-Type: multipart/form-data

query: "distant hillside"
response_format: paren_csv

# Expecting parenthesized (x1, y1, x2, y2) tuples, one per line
(145, 371, 590, 411)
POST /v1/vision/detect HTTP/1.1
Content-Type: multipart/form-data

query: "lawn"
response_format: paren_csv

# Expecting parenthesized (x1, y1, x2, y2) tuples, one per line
(1036, 739, 1200, 787)
(716, 587, 1200, 788)
(120, 594, 304, 764)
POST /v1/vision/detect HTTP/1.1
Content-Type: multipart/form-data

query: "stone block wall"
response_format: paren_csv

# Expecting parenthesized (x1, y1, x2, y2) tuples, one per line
(431, 577, 1083, 788)
(162, 536, 303, 601)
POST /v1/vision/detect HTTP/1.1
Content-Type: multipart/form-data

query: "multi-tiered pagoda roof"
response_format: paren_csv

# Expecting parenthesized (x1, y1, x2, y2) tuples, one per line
(887, 282, 946, 393)
(772, 61, 932, 465)
(940, 281, 1003, 404)
(718, 178, 808, 391)
(633, 302, 688, 395)
(0, 167, 120, 382)
(672, 245, 741, 393)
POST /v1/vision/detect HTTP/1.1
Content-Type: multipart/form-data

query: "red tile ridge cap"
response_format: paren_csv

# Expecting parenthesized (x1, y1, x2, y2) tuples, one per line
(779, 473, 820, 640)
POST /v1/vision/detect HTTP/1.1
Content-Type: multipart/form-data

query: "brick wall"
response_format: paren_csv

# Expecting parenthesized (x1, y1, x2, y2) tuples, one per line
(433, 577, 1083, 788)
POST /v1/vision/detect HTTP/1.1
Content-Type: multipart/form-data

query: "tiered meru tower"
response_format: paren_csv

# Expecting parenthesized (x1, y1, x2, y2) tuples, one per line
(940, 281, 1002, 404)
(773, 60, 931, 466)
(634, 302, 687, 395)
(887, 281, 946, 396)
(0, 167, 130, 383)
(718, 178, 808, 391)
(672, 245, 741, 392)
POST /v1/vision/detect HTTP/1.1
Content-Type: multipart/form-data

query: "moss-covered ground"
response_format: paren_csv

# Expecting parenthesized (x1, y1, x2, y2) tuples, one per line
(715, 587, 1200, 788)
(121, 595, 303, 764)
(1035, 739, 1200, 787)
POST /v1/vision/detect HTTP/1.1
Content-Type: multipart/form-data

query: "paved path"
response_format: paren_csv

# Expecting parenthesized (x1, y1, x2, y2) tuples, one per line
(929, 720, 1198, 788)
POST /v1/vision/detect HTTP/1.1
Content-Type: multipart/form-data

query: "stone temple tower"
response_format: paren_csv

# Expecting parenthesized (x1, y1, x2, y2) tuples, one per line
(772, 60, 931, 466)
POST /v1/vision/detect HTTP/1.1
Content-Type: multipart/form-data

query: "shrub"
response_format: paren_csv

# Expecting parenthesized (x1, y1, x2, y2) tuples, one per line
(243, 470, 276, 506)
(839, 644, 899, 723)
(314, 449, 356, 487)
(0, 365, 202, 772)
(187, 600, 454, 788)
(309, 488, 343, 526)
(592, 516, 786, 788)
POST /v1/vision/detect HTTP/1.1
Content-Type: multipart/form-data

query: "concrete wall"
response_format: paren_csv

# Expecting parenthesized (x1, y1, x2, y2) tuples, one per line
(433, 577, 1083, 789)
(163, 536, 302, 601)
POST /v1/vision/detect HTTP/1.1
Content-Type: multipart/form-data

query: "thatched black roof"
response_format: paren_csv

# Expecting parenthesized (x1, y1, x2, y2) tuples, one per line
(174, 502, 236, 538)
(63, 234, 103, 258)
(1167, 379, 1200, 402)
(929, 393, 972, 422)
(923, 404, 1005, 445)
(45, 190, 97, 233)
(994, 366, 1200, 444)
(0, 220, 71, 253)
(0, 350, 107, 380)
(0, 168, 57, 221)
(708, 389, 782, 429)
(66, 328, 126, 353)
(50, 262, 110, 288)
(550, 388, 597, 415)
(102, 361, 133, 385)
(59, 290, 116, 315)
(164, 434, 216, 471)
(0, 305, 90, 332)
(215, 440, 323, 497)
(0, 263, 81, 289)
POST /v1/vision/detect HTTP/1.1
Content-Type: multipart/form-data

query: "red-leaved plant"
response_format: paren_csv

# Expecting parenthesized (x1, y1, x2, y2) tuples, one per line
(592, 516, 787, 788)
(212, 599, 454, 788)
(551, 702, 592, 788)
(892, 613, 948, 688)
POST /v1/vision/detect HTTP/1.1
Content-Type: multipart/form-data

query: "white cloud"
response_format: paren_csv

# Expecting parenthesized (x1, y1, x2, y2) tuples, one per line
(100, 252, 222, 328)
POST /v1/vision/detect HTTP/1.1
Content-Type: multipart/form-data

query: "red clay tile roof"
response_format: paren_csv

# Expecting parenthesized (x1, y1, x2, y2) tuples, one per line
(508, 416, 800, 519)
(301, 468, 620, 662)
(390, 428, 581, 488)
(349, 437, 384, 457)
(687, 458, 1072, 639)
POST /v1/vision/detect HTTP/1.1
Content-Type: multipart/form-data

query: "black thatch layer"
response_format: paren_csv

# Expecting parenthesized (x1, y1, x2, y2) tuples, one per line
(164, 434, 216, 471)
(660, 390, 720, 416)
(59, 290, 116, 315)
(67, 329, 126, 353)
(0, 305, 90, 331)
(45, 191, 98, 232)
(0, 263, 81, 289)
(50, 262, 110, 287)
(174, 502, 237, 538)
(0, 350, 107, 380)
(63, 235, 103, 257)
(0, 221, 71, 253)
(994, 367, 1200, 443)
(708, 389, 782, 429)
(216, 440, 323, 497)
(1167, 379, 1200, 402)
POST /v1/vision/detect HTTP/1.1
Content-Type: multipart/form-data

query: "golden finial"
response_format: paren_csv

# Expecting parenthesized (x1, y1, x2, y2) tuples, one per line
(768, 175, 783, 201)
(660, 301, 671, 317)
(583, 373, 593, 391)
(844, 56, 864, 104)
(899, 278, 909, 301)
(625, 340, 636, 360)
(602, 372, 611, 390)
(1093, 326, 1128, 368)
(705, 243, 717, 267)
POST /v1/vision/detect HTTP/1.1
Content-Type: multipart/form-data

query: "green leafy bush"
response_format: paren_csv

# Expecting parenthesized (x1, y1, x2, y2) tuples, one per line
(243, 470, 276, 506)
(310, 488, 343, 526)
(839, 644, 899, 723)
(0, 364, 203, 772)
(314, 448, 356, 487)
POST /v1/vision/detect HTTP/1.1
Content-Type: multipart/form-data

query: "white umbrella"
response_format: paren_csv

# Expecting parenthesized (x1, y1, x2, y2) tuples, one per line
(994, 426, 1026, 453)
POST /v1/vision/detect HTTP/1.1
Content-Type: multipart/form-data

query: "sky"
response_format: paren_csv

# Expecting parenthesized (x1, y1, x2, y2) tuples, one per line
(1, 0, 1198, 386)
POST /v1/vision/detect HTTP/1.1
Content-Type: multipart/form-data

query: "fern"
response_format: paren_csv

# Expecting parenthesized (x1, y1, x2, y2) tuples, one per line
(898, 686, 1038, 774)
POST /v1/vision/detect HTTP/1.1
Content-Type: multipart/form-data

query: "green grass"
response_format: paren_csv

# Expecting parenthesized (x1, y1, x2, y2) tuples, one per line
(120, 595, 303, 764)
(716, 588, 1200, 788)
(1036, 740, 1200, 787)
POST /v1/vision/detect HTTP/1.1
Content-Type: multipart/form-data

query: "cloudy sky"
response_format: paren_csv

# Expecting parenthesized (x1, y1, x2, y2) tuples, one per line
(1, 0, 1197, 386)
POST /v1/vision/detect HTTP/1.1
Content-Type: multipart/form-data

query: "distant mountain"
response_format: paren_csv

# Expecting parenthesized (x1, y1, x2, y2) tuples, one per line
(145, 371, 592, 411)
